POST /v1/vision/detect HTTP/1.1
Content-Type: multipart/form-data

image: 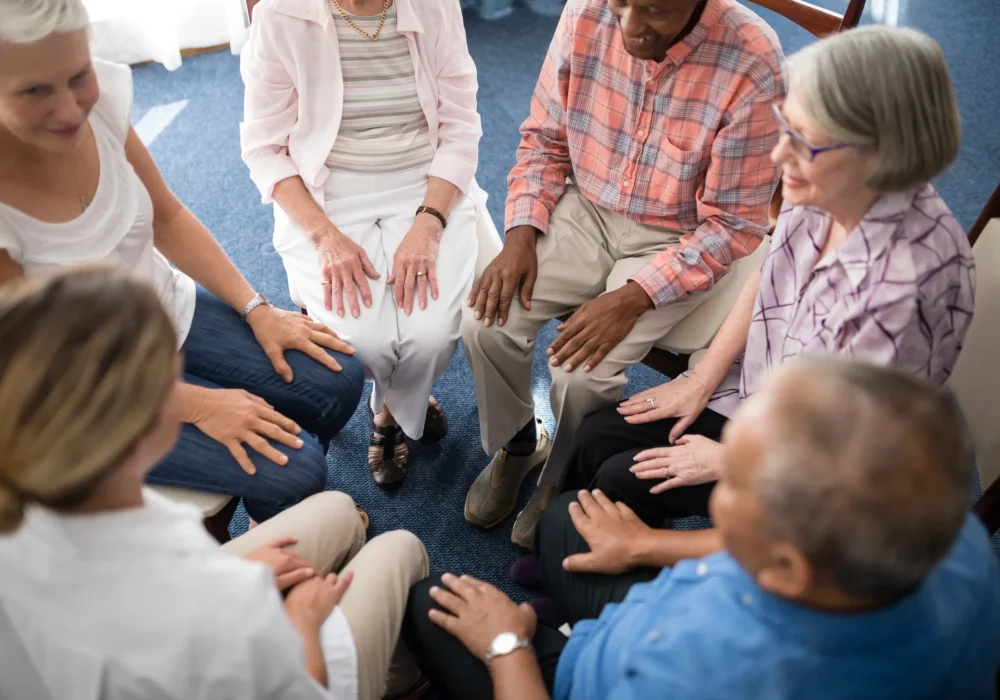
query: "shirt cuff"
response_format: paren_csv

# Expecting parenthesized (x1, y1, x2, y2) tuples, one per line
(248, 153, 301, 205)
(428, 152, 476, 195)
(504, 197, 551, 234)
(629, 265, 686, 309)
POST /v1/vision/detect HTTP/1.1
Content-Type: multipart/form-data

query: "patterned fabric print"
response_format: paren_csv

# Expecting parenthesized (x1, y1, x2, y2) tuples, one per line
(326, 8, 435, 174)
(704, 184, 976, 418)
(505, 0, 785, 307)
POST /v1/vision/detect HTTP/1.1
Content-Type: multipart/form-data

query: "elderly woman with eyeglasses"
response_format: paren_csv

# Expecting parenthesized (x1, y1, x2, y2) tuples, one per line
(513, 26, 977, 618)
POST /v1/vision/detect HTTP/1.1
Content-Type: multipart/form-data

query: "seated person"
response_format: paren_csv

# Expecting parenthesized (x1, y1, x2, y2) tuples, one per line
(403, 357, 1000, 699)
(0, 0, 364, 523)
(241, 0, 481, 487)
(461, 0, 785, 546)
(0, 266, 428, 700)
(516, 24, 976, 606)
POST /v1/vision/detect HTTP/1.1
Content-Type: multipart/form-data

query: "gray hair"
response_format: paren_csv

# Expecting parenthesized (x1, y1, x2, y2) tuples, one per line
(0, 0, 89, 44)
(756, 357, 969, 600)
(787, 26, 960, 192)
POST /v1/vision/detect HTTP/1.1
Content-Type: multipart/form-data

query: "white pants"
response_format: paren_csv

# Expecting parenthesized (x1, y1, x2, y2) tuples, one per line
(275, 168, 478, 439)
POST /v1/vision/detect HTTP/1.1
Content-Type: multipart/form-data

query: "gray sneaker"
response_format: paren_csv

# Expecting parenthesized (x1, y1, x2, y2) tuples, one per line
(511, 482, 558, 550)
(464, 422, 551, 529)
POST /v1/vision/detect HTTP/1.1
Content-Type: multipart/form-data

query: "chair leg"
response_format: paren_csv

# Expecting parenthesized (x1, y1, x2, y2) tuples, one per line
(203, 497, 239, 544)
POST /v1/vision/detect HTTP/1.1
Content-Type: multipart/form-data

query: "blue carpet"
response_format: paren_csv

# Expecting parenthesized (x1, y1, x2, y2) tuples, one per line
(131, 0, 1000, 616)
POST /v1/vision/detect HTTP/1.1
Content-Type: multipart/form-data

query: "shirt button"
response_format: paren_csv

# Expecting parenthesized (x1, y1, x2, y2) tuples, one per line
(623, 180, 631, 188)
(742, 593, 754, 606)
(637, 129, 645, 137)
(696, 562, 708, 576)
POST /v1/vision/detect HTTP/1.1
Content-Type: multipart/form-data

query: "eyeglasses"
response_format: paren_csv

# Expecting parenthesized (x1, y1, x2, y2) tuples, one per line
(772, 104, 855, 163)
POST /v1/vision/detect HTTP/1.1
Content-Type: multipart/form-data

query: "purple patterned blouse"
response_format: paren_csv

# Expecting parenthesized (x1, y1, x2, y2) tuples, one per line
(704, 183, 976, 417)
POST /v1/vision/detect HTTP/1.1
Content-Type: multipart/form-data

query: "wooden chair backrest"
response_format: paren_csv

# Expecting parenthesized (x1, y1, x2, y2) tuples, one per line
(752, 0, 868, 227)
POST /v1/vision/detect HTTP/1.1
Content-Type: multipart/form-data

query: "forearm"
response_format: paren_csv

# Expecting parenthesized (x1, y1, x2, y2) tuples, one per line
(633, 527, 724, 569)
(420, 176, 460, 219)
(153, 206, 255, 311)
(293, 624, 328, 688)
(692, 267, 760, 388)
(272, 175, 335, 243)
(490, 651, 550, 700)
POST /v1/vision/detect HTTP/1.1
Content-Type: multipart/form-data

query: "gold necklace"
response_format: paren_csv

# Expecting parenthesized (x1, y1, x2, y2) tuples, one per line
(332, 0, 389, 43)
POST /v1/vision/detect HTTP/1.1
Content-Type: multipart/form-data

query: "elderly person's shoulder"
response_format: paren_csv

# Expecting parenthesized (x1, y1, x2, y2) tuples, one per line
(711, 0, 784, 64)
(885, 183, 972, 283)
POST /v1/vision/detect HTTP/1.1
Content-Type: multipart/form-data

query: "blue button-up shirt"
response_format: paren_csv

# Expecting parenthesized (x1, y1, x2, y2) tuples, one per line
(554, 515, 1000, 700)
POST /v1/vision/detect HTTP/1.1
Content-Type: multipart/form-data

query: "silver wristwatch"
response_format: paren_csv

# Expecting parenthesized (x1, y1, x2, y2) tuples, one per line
(484, 632, 533, 667)
(239, 292, 270, 320)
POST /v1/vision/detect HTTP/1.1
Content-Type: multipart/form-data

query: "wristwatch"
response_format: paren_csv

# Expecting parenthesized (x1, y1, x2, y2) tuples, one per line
(239, 292, 270, 320)
(484, 632, 533, 668)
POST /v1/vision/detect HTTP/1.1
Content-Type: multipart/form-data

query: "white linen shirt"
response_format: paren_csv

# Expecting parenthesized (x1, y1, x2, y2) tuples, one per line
(0, 489, 358, 700)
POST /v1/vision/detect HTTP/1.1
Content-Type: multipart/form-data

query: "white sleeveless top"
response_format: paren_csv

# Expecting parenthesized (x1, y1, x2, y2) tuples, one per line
(0, 61, 196, 347)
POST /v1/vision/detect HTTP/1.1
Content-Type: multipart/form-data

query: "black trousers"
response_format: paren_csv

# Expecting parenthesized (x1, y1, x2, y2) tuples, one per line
(402, 575, 568, 699)
(559, 404, 729, 527)
(531, 404, 729, 624)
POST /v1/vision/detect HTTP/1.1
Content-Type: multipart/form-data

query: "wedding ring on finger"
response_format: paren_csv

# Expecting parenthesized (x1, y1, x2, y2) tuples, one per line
(415, 271, 427, 277)
(645, 397, 656, 406)
(321, 280, 332, 286)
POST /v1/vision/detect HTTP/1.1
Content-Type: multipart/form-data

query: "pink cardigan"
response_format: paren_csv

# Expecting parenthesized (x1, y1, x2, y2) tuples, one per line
(239, 0, 482, 204)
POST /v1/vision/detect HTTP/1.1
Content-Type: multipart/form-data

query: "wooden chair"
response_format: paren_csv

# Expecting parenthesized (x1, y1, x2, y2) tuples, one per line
(637, 0, 868, 379)
(952, 181, 1000, 537)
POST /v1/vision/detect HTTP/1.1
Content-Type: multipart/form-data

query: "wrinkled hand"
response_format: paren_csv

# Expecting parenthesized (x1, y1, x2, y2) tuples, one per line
(618, 371, 713, 441)
(548, 283, 653, 373)
(284, 570, 354, 632)
(244, 536, 315, 591)
(312, 226, 381, 318)
(562, 490, 653, 575)
(428, 573, 537, 661)
(631, 435, 723, 494)
(246, 304, 355, 382)
(186, 385, 303, 475)
(388, 215, 442, 315)
(467, 225, 538, 328)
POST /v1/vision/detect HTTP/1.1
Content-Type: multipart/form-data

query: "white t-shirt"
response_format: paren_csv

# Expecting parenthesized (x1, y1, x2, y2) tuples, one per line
(0, 489, 359, 700)
(0, 60, 196, 346)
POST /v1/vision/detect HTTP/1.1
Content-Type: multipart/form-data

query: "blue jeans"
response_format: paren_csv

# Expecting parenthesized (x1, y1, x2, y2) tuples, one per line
(146, 289, 365, 522)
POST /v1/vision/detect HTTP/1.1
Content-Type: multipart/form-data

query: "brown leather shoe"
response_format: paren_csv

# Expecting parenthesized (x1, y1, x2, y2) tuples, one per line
(368, 410, 409, 488)
(420, 396, 448, 444)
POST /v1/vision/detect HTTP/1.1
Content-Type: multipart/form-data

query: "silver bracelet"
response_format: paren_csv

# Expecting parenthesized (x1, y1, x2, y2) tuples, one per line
(239, 292, 270, 320)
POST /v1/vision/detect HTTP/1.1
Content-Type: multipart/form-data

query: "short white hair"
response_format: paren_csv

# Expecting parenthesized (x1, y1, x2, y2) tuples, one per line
(788, 26, 961, 192)
(0, 0, 89, 44)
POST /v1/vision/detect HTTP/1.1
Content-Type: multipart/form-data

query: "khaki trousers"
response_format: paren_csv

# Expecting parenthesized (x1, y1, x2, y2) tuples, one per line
(462, 186, 721, 487)
(223, 492, 429, 700)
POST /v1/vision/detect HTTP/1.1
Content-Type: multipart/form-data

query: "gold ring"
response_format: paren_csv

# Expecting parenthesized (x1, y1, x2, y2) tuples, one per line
(321, 280, 332, 286)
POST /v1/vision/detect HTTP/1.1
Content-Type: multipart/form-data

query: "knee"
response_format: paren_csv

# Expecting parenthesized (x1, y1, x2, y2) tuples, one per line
(370, 530, 429, 582)
(550, 363, 602, 396)
(403, 314, 460, 366)
(291, 350, 365, 430)
(274, 439, 328, 504)
(299, 490, 365, 545)
(460, 304, 525, 353)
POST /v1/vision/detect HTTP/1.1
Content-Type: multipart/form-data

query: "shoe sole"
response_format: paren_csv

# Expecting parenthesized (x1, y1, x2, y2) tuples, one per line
(464, 434, 551, 529)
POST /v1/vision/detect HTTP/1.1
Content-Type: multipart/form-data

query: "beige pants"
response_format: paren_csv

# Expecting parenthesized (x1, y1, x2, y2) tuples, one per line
(223, 492, 429, 700)
(463, 186, 722, 487)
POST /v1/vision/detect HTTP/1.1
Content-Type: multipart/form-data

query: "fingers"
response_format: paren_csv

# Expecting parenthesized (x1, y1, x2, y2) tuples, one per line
(565, 337, 601, 374)
(343, 264, 362, 319)
(567, 500, 592, 538)
(519, 267, 536, 311)
(575, 489, 600, 517)
(329, 569, 353, 603)
(482, 274, 510, 328)
(264, 348, 294, 383)
(254, 417, 304, 450)
(562, 552, 603, 573)
(582, 342, 613, 373)
(309, 330, 355, 357)
(428, 265, 439, 302)
(276, 567, 315, 591)
(323, 270, 334, 313)
(674, 434, 693, 446)
(260, 406, 301, 436)
(301, 339, 343, 373)
(495, 274, 519, 327)
(359, 250, 381, 281)
(330, 273, 344, 317)
(428, 584, 466, 616)
(668, 414, 697, 444)
(416, 270, 429, 311)
(467, 274, 485, 310)
(650, 477, 688, 494)
(440, 572, 477, 601)
(227, 442, 256, 476)
(427, 608, 460, 635)
(245, 433, 289, 466)
(589, 489, 620, 516)
(403, 266, 416, 316)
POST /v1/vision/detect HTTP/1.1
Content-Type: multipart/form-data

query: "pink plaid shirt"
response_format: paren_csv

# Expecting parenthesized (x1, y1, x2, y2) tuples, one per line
(505, 0, 785, 307)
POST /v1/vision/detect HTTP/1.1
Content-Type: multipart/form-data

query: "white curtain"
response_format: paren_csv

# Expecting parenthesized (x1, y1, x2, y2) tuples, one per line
(85, 0, 250, 71)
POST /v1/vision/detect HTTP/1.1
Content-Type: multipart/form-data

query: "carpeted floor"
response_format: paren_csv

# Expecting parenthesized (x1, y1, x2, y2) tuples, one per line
(131, 0, 1000, 620)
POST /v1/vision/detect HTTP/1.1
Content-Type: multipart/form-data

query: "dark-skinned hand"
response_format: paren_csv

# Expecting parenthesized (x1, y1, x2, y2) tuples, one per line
(562, 490, 656, 575)
(467, 225, 538, 328)
(548, 282, 653, 373)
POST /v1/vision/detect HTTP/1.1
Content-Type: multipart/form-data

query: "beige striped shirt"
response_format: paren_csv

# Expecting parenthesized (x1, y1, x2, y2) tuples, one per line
(326, 6, 435, 174)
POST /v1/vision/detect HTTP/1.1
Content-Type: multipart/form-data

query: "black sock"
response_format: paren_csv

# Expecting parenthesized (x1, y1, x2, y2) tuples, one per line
(504, 418, 537, 457)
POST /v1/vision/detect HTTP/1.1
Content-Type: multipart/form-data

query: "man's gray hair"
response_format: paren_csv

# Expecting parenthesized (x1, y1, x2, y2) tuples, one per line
(0, 0, 88, 44)
(787, 26, 960, 192)
(756, 357, 970, 599)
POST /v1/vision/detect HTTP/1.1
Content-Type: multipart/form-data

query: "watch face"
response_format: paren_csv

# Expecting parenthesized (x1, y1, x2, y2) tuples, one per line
(491, 632, 519, 655)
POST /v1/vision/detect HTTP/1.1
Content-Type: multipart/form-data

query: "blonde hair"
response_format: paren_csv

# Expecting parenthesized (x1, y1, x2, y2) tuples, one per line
(0, 0, 89, 43)
(788, 26, 961, 192)
(0, 265, 177, 533)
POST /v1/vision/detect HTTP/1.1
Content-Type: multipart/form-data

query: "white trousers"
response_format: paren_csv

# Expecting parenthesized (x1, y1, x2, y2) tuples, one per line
(275, 168, 478, 439)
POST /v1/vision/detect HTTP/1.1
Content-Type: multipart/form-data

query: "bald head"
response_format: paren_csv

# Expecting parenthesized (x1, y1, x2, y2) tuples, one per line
(745, 357, 969, 599)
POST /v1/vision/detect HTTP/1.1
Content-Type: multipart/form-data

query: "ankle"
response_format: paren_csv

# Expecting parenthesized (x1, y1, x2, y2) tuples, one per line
(373, 408, 397, 429)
